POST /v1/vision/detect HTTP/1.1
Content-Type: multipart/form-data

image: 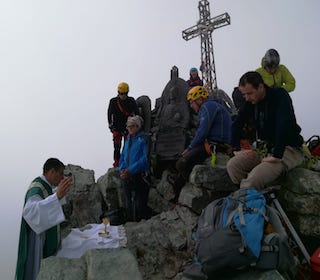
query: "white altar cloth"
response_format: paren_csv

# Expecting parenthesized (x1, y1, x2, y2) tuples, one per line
(57, 223, 126, 259)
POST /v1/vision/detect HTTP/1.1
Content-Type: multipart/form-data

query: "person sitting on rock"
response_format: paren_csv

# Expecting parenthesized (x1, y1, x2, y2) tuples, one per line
(256, 49, 296, 93)
(187, 67, 203, 88)
(174, 86, 232, 199)
(227, 71, 304, 190)
(119, 115, 150, 222)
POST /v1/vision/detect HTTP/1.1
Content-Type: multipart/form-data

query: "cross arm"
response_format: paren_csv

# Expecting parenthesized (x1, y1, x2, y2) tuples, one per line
(182, 12, 231, 41)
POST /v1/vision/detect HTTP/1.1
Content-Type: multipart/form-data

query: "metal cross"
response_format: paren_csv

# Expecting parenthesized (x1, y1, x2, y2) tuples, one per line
(182, 0, 230, 91)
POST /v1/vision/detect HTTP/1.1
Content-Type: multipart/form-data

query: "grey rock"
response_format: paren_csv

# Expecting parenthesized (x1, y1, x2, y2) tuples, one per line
(148, 187, 174, 214)
(85, 249, 142, 280)
(280, 168, 320, 238)
(37, 256, 86, 280)
(281, 191, 320, 215)
(178, 183, 214, 214)
(37, 248, 142, 280)
(125, 206, 198, 279)
(97, 167, 125, 210)
(189, 165, 238, 192)
(63, 164, 103, 228)
(287, 213, 320, 237)
(283, 168, 320, 195)
(156, 170, 176, 201)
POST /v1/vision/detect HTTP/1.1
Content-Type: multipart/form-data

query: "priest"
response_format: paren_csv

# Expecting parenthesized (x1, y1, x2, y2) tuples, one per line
(15, 158, 72, 280)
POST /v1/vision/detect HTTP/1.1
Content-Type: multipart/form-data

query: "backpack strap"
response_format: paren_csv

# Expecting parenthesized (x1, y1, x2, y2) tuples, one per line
(117, 99, 131, 116)
(261, 233, 279, 252)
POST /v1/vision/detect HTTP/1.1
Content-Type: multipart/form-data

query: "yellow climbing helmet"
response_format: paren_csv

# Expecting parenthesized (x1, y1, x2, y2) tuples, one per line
(118, 82, 129, 94)
(187, 86, 208, 101)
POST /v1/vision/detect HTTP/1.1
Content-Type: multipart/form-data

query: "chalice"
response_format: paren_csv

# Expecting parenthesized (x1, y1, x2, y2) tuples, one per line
(98, 217, 109, 237)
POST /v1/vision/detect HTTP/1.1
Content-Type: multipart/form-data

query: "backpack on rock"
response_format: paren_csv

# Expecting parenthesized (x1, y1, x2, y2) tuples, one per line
(186, 188, 294, 278)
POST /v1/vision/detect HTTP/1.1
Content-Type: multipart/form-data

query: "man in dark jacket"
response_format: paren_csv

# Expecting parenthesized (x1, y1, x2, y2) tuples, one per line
(227, 71, 304, 190)
(108, 82, 139, 167)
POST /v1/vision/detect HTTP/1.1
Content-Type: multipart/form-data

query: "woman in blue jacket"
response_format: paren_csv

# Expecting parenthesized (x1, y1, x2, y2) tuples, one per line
(119, 115, 150, 222)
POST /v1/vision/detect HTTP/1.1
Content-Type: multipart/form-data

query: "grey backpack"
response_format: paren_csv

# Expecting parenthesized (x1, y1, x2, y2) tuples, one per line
(192, 189, 294, 278)
(257, 205, 295, 272)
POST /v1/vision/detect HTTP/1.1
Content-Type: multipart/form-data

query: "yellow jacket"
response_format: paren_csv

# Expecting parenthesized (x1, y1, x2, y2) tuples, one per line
(256, 59, 296, 93)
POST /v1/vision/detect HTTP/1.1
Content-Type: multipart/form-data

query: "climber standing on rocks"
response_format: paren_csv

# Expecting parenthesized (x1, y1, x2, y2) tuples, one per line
(108, 82, 139, 167)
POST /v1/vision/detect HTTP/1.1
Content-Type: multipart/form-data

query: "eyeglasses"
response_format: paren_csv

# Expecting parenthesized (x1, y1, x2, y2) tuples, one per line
(119, 92, 128, 96)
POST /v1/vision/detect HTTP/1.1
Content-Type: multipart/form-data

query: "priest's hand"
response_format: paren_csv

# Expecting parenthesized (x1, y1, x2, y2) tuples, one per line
(56, 177, 72, 199)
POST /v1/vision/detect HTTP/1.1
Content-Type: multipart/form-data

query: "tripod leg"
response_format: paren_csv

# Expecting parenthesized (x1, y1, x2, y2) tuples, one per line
(271, 195, 310, 265)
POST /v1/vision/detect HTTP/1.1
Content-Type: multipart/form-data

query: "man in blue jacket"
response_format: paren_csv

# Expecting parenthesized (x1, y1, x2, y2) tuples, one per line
(174, 86, 232, 197)
(227, 71, 304, 190)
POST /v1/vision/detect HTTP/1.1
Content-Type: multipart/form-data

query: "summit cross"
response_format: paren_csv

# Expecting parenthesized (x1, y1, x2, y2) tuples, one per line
(182, 0, 230, 91)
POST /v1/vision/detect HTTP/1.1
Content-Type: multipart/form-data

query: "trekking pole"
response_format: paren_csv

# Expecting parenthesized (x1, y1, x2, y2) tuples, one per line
(269, 192, 310, 265)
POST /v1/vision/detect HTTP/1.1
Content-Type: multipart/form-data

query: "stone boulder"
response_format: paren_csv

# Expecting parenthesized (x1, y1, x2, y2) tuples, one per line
(124, 206, 198, 279)
(37, 248, 142, 280)
(63, 164, 104, 228)
(97, 167, 125, 210)
(281, 168, 320, 239)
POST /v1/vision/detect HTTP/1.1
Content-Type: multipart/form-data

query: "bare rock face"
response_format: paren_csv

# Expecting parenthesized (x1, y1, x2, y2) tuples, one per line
(37, 248, 142, 280)
(63, 164, 104, 228)
(124, 206, 198, 279)
(281, 168, 320, 238)
(97, 167, 125, 210)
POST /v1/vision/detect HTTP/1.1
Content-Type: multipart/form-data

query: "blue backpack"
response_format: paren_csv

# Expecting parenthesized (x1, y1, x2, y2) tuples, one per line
(195, 188, 266, 276)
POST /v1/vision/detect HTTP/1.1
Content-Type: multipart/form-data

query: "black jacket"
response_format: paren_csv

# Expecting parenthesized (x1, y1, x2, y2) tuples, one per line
(232, 86, 303, 158)
(108, 96, 138, 132)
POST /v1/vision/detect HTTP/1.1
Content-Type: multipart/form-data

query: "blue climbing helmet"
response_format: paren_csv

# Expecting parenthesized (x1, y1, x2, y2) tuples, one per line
(190, 67, 198, 74)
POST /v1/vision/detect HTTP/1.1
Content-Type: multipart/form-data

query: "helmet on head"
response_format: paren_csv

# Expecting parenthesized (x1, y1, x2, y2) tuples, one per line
(187, 86, 208, 101)
(190, 67, 198, 74)
(264, 49, 280, 68)
(118, 82, 129, 94)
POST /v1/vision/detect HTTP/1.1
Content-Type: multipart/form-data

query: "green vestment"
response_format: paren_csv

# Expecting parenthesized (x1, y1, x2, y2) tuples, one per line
(15, 177, 59, 280)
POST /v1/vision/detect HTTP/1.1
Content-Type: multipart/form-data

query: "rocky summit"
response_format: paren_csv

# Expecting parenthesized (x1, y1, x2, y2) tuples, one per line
(36, 156, 320, 280)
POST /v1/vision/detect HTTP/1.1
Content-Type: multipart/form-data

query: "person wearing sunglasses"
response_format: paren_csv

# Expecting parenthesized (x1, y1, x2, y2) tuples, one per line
(108, 82, 139, 167)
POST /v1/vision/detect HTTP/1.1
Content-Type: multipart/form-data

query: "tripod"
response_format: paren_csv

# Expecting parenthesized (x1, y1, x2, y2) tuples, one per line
(264, 186, 310, 265)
